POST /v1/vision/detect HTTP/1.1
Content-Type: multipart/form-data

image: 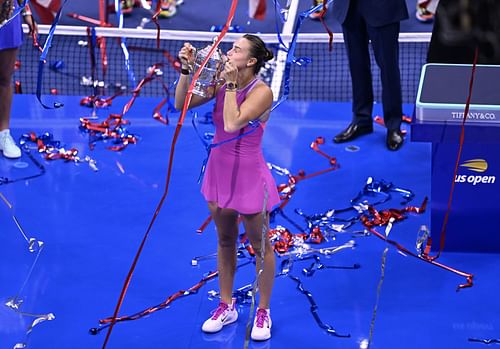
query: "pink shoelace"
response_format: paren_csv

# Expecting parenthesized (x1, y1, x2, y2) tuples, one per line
(211, 302, 229, 320)
(255, 308, 269, 328)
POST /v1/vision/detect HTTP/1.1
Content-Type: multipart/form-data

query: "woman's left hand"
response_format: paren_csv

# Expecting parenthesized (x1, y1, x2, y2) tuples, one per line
(222, 60, 238, 84)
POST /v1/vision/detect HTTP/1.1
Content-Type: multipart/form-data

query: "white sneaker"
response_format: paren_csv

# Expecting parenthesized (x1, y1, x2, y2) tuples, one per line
(201, 299, 238, 333)
(0, 129, 21, 159)
(251, 308, 272, 341)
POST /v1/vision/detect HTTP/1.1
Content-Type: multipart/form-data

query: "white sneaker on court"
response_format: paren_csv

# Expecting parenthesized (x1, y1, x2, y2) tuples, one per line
(251, 308, 272, 341)
(201, 299, 238, 333)
(0, 129, 21, 159)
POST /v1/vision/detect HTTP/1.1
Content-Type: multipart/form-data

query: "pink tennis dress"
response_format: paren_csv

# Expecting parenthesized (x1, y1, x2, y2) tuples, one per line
(201, 79, 280, 214)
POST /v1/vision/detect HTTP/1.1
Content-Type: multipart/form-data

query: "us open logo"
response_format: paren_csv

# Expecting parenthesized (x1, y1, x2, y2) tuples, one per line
(455, 159, 496, 185)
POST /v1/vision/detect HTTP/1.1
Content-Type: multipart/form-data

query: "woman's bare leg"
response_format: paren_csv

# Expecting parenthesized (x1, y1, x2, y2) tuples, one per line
(242, 212, 275, 309)
(208, 201, 239, 305)
(0, 48, 18, 131)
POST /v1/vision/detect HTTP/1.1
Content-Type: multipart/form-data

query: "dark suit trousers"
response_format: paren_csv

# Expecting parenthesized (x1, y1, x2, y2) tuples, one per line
(342, 6, 403, 131)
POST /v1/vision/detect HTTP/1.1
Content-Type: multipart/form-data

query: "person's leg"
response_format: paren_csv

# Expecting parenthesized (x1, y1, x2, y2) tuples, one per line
(368, 22, 403, 132)
(333, 1, 374, 143)
(201, 202, 239, 333)
(342, 3, 373, 126)
(241, 211, 275, 309)
(0, 47, 22, 159)
(208, 202, 239, 305)
(241, 211, 274, 341)
(0, 48, 18, 131)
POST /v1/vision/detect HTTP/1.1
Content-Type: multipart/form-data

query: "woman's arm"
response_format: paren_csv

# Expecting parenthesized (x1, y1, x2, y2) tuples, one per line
(22, 4, 37, 35)
(223, 83, 273, 133)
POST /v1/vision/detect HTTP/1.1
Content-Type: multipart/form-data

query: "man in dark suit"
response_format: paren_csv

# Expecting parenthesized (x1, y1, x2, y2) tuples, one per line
(331, 0, 408, 150)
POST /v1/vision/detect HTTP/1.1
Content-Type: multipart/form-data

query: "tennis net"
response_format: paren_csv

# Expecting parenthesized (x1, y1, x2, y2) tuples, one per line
(15, 25, 430, 103)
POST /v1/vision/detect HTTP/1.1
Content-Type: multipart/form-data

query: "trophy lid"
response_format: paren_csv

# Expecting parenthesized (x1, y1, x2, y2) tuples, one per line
(196, 37, 223, 61)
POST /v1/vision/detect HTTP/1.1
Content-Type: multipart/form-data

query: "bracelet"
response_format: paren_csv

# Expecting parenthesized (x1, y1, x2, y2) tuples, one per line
(181, 68, 190, 75)
(225, 82, 238, 91)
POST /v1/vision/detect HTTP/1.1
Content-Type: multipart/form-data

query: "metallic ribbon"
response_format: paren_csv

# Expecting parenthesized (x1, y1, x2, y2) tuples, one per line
(0, 146, 46, 185)
(278, 259, 351, 338)
(367, 218, 394, 348)
(95, 271, 219, 333)
(19, 132, 98, 170)
(243, 186, 269, 349)
(351, 177, 415, 206)
(94, 261, 253, 334)
(35, 0, 68, 109)
(468, 338, 500, 345)
(271, 0, 333, 112)
(1, 192, 55, 347)
(359, 197, 428, 228)
(79, 64, 173, 151)
(114, 0, 136, 87)
(364, 224, 474, 290)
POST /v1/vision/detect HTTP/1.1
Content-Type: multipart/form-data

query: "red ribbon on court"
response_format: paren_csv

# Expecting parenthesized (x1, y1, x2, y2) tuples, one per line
(80, 63, 172, 151)
(365, 225, 474, 290)
(373, 115, 411, 135)
(360, 197, 428, 228)
(80, 94, 119, 108)
(97, 271, 219, 327)
(360, 199, 474, 290)
(196, 137, 340, 234)
(310, 136, 337, 166)
(100, 2, 240, 348)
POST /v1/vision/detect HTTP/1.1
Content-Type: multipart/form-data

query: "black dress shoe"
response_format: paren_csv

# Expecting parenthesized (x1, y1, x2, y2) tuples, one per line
(386, 129, 404, 151)
(333, 123, 373, 143)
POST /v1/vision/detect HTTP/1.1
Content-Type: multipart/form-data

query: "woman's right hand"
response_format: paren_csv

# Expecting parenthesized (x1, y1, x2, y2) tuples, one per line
(179, 42, 195, 70)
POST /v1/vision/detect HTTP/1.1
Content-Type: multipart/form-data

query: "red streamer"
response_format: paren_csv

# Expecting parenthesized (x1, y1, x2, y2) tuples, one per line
(99, 271, 219, 325)
(100, 2, 240, 347)
(360, 199, 473, 290)
(432, 47, 479, 260)
(365, 225, 474, 290)
(66, 13, 113, 26)
(317, 0, 333, 51)
(196, 137, 340, 234)
(360, 197, 428, 228)
(373, 115, 411, 135)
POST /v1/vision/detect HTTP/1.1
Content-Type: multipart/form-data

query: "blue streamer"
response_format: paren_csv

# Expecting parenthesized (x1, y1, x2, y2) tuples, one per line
(350, 177, 415, 206)
(89, 27, 98, 95)
(36, 0, 69, 109)
(277, 259, 351, 338)
(272, 0, 291, 52)
(191, 112, 261, 184)
(115, 0, 136, 87)
(271, 0, 333, 112)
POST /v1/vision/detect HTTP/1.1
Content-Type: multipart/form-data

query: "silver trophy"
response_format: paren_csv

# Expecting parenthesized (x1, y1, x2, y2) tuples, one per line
(191, 40, 224, 98)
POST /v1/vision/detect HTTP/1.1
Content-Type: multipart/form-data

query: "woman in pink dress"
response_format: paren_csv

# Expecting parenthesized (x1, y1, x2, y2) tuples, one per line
(175, 34, 279, 341)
